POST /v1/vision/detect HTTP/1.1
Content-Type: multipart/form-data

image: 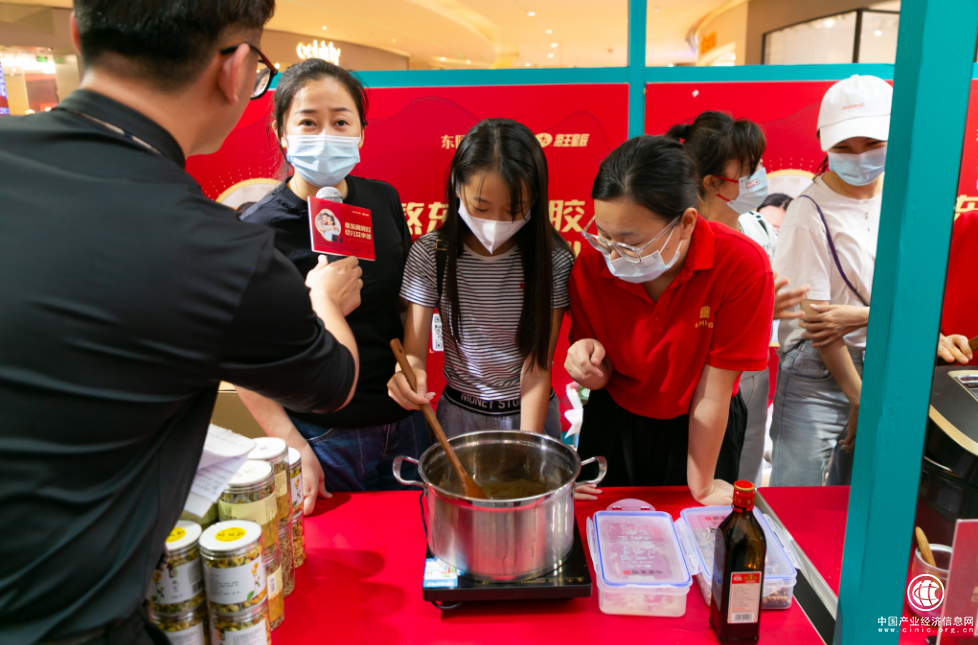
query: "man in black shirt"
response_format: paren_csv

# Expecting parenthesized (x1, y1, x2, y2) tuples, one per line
(0, 2, 363, 643)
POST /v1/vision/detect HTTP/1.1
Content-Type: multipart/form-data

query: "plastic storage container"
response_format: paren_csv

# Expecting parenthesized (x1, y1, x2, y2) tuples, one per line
(278, 521, 295, 596)
(218, 460, 279, 553)
(209, 599, 270, 645)
(586, 510, 695, 617)
(199, 521, 267, 614)
(249, 438, 290, 528)
(262, 544, 284, 630)
(287, 447, 303, 515)
(677, 505, 798, 610)
(147, 602, 209, 645)
(291, 508, 306, 569)
(147, 520, 205, 613)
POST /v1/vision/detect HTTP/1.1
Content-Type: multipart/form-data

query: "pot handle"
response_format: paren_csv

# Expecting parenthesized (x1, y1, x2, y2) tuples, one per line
(577, 456, 608, 488)
(392, 456, 423, 488)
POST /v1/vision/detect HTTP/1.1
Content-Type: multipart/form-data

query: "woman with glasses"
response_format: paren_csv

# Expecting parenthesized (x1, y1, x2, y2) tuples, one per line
(238, 59, 429, 506)
(565, 136, 774, 505)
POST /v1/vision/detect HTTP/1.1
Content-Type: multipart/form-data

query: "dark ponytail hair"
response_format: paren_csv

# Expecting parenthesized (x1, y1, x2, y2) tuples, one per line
(272, 59, 369, 164)
(592, 135, 698, 222)
(440, 118, 570, 371)
(665, 111, 765, 198)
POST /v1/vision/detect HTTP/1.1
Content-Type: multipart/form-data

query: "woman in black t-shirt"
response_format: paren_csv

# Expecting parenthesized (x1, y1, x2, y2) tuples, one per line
(240, 59, 429, 508)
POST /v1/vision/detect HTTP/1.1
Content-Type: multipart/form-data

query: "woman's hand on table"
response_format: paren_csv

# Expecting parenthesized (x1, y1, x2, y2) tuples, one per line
(800, 304, 869, 347)
(573, 484, 603, 501)
(938, 333, 973, 364)
(772, 272, 810, 320)
(387, 366, 435, 410)
(298, 441, 331, 514)
(691, 479, 734, 506)
(565, 339, 611, 390)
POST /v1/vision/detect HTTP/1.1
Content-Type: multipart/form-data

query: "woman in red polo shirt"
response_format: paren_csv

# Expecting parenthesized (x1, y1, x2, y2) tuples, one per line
(565, 136, 774, 505)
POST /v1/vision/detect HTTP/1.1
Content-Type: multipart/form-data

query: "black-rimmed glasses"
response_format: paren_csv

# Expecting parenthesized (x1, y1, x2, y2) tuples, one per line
(219, 43, 277, 100)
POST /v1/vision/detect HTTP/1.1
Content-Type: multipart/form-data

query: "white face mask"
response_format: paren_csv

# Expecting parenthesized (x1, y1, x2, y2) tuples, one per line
(285, 134, 360, 187)
(457, 195, 530, 254)
(603, 224, 683, 284)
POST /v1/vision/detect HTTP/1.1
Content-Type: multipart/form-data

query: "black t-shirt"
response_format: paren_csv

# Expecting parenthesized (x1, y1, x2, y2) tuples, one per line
(0, 90, 355, 645)
(243, 177, 413, 429)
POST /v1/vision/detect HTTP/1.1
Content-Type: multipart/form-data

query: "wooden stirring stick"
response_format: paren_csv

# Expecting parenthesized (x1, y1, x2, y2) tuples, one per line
(390, 339, 488, 499)
(916, 526, 937, 567)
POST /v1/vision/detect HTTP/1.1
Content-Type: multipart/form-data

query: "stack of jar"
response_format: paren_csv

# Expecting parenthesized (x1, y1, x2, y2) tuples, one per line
(288, 447, 306, 574)
(248, 438, 292, 625)
(146, 521, 209, 644)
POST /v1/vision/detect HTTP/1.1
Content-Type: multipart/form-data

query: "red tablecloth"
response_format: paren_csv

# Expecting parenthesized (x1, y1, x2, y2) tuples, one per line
(758, 486, 938, 644)
(272, 486, 822, 644)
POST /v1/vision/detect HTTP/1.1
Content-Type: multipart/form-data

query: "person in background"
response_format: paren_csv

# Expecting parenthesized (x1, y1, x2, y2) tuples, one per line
(240, 59, 428, 506)
(771, 75, 892, 487)
(388, 119, 574, 442)
(666, 113, 807, 486)
(758, 193, 793, 233)
(564, 136, 774, 505)
(0, 2, 363, 642)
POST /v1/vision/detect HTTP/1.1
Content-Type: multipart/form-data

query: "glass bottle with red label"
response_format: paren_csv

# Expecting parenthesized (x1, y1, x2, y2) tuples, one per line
(709, 480, 767, 642)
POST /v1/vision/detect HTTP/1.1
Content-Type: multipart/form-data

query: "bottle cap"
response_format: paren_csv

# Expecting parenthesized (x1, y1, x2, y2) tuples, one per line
(732, 480, 756, 510)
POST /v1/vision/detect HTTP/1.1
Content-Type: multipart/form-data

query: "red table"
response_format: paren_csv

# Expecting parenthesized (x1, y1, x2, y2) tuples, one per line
(273, 487, 823, 644)
(758, 486, 937, 644)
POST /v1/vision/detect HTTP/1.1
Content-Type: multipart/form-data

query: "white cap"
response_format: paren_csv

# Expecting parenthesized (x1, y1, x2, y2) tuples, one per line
(249, 437, 288, 462)
(288, 447, 301, 467)
(229, 459, 273, 487)
(200, 520, 263, 553)
(164, 520, 202, 552)
(817, 75, 892, 151)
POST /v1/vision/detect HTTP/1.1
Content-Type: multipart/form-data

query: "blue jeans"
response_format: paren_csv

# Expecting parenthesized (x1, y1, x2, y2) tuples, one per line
(289, 411, 430, 492)
(770, 340, 864, 487)
(434, 395, 563, 440)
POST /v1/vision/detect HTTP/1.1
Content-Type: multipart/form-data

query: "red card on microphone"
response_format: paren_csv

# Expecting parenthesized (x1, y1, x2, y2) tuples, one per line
(308, 196, 376, 261)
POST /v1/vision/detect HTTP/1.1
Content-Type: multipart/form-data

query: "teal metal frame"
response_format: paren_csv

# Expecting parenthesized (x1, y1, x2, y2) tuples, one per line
(269, 1, 978, 642)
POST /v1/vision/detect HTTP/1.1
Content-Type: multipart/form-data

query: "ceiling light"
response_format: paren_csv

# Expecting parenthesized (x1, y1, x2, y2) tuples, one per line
(527, 11, 535, 16)
(654, 6, 660, 12)
(824, 18, 835, 28)
(548, 53, 554, 58)
(440, 56, 446, 61)
(465, 60, 471, 64)
(731, 54, 736, 60)
(545, 29, 552, 34)
(551, 43, 558, 48)
(525, 62, 531, 67)
(668, 63, 675, 67)
(321, 25, 327, 30)
(274, 63, 280, 69)
(874, 29, 882, 36)
(391, 38, 396, 42)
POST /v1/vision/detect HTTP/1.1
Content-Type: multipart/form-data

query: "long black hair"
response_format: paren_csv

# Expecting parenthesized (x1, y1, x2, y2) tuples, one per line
(592, 135, 698, 222)
(665, 111, 765, 197)
(439, 118, 570, 371)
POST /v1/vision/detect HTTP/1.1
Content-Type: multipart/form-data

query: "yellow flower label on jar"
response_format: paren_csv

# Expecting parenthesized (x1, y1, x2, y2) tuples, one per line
(167, 527, 187, 543)
(216, 527, 247, 543)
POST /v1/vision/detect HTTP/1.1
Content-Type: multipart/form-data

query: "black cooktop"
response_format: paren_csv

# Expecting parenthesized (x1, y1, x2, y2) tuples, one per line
(421, 523, 592, 608)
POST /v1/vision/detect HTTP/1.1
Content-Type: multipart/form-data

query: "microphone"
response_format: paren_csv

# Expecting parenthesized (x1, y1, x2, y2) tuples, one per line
(316, 187, 343, 203)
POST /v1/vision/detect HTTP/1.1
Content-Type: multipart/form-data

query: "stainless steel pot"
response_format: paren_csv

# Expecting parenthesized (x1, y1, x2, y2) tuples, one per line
(393, 430, 606, 582)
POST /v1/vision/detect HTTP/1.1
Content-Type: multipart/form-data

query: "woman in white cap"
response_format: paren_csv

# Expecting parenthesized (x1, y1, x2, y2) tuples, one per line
(770, 75, 891, 486)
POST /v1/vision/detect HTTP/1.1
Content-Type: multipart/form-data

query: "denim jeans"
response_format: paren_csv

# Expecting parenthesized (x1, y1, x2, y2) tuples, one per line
(770, 340, 864, 487)
(289, 411, 430, 492)
(738, 367, 770, 487)
(434, 395, 563, 440)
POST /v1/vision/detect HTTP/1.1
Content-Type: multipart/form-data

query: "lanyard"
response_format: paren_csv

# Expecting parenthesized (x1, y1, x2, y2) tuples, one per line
(52, 106, 163, 156)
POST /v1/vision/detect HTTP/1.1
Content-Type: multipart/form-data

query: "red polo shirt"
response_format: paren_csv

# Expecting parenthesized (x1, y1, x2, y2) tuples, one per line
(568, 215, 774, 419)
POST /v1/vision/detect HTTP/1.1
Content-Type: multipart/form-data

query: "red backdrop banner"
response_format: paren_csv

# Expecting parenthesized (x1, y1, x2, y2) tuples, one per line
(186, 83, 630, 426)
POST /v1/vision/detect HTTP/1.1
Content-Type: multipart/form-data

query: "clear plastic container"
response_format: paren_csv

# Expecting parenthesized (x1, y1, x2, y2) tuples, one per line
(586, 510, 694, 617)
(291, 508, 306, 569)
(147, 602, 209, 645)
(278, 522, 295, 597)
(677, 505, 798, 610)
(262, 545, 284, 630)
(209, 599, 270, 645)
(287, 447, 303, 515)
(249, 438, 290, 529)
(218, 460, 279, 554)
(147, 520, 206, 613)
(199, 521, 267, 614)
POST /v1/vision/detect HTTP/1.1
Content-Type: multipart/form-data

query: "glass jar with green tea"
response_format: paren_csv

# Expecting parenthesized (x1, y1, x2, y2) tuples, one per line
(218, 460, 278, 553)
(248, 438, 290, 528)
(278, 521, 295, 597)
(287, 447, 303, 515)
(147, 601, 208, 645)
(208, 599, 270, 645)
(147, 520, 205, 614)
(199, 521, 266, 614)
(291, 507, 306, 569)
(262, 544, 284, 630)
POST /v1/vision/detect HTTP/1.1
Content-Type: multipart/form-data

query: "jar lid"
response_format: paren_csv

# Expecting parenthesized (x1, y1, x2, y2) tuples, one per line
(249, 437, 288, 463)
(228, 460, 273, 487)
(165, 520, 202, 552)
(288, 447, 301, 467)
(200, 520, 262, 553)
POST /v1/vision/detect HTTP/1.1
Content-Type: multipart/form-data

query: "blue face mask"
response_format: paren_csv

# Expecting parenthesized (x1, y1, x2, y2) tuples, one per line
(718, 164, 769, 215)
(286, 134, 360, 187)
(828, 146, 887, 186)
